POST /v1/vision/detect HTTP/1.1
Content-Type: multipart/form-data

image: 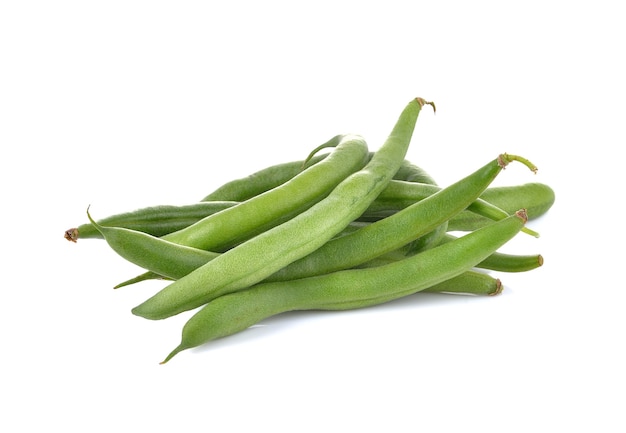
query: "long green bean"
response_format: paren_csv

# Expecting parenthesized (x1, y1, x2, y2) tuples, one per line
(160, 210, 527, 363)
(132, 97, 435, 320)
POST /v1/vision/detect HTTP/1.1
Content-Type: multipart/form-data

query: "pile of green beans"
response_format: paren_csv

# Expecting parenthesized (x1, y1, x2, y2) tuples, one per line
(64, 97, 555, 363)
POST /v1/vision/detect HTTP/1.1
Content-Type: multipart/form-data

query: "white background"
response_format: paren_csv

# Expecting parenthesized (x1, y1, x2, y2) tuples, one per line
(2, 1, 625, 432)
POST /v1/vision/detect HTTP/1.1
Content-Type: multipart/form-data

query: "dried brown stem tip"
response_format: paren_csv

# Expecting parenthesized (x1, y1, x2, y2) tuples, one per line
(415, 97, 436, 113)
(64, 228, 79, 243)
(515, 208, 529, 223)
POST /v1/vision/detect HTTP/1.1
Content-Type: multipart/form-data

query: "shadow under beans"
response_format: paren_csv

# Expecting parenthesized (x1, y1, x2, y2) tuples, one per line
(191, 289, 503, 355)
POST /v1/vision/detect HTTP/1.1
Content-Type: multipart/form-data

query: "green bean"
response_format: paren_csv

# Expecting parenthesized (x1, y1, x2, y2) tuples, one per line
(159, 134, 369, 252)
(109, 160, 443, 289)
(361, 233, 543, 273)
(202, 150, 434, 202)
(160, 210, 527, 363)
(66, 158, 434, 244)
(114, 272, 170, 289)
(112, 221, 373, 289)
(85, 208, 219, 280)
(64, 201, 238, 242)
(422, 270, 503, 296)
(394, 159, 438, 184)
(200, 153, 329, 202)
(66, 179, 544, 244)
(436, 233, 544, 272)
(132, 97, 435, 320)
(447, 182, 555, 232)
(105, 158, 535, 289)
(265, 153, 537, 282)
(392, 160, 448, 254)
(362, 180, 540, 237)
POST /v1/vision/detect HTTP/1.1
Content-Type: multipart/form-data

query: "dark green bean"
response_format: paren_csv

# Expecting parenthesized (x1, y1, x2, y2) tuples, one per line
(132, 97, 435, 320)
(160, 210, 527, 363)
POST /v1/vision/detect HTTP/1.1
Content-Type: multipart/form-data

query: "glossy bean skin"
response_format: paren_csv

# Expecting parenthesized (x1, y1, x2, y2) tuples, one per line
(64, 201, 238, 242)
(161, 134, 369, 252)
(447, 182, 555, 232)
(265, 153, 536, 282)
(132, 97, 435, 320)
(160, 210, 527, 363)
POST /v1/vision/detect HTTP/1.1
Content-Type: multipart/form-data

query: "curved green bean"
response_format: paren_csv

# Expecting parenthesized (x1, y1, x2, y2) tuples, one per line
(436, 233, 543, 272)
(132, 97, 435, 320)
(107, 156, 537, 288)
(363, 180, 540, 237)
(202, 150, 434, 202)
(361, 233, 543, 273)
(160, 134, 369, 252)
(64, 201, 238, 242)
(200, 153, 329, 202)
(423, 270, 503, 296)
(446, 182, 555, 232)
(85, 208, 219, 280)
(160, 210, 527, 363)
(266, 153, 536, 282)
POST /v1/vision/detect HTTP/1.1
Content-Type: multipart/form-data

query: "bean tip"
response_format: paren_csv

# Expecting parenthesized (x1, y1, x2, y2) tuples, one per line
(64, 228, 79, 242)
(489, 279, 504, 296)
(415, 97, 436, 113)
(498, 153, 538, 173)
(515, 208, 529, 223)
(160, 345, 184, 365)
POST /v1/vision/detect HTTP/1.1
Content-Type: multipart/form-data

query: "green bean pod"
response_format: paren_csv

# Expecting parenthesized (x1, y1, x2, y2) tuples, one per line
(447, 182, 555, 232)
(202, 150, 434, 202)
(160, 209, 527, 363)
(361, 234, 543, 273)
(266, 153, 537, 282)
(64, 201, 238, 242)
(86, 208, 219, 280)
(103, 162, 536, 288)
(200, 153, 329, 202)
(132, 97, 435, 320)
(65, 180, 543, 244)
(109, 160, 444, 289)
(160, 134, 369, 252)
(362, 180, 540, 237)
(423, 270, 503, 296)
(436, 233, 543, 272)
(112, 221, 374, 289)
